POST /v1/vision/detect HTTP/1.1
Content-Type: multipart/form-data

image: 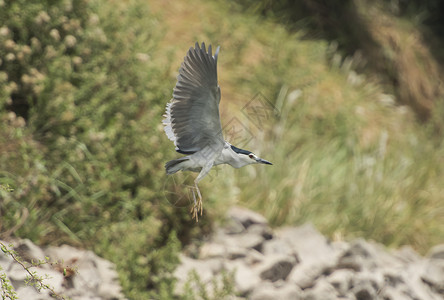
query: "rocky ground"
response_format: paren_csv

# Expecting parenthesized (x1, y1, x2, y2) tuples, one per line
(0, 239, 125, 300)
(1, 206, 444, 299)
(175, 207, 444, 300)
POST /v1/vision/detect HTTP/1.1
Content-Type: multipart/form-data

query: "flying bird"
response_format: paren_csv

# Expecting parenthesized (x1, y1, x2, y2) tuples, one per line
(163, 42, 272, 221)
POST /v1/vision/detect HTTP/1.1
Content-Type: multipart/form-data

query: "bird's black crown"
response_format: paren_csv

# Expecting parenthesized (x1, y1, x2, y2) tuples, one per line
(230, 145, 252, 156)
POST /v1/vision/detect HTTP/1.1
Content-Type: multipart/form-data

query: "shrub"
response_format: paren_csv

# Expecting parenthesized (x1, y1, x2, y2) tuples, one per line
(0, 0, 214, 297)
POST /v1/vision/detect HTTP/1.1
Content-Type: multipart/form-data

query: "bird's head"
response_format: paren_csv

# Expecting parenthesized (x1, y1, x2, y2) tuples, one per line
(230, 145, 272, 168)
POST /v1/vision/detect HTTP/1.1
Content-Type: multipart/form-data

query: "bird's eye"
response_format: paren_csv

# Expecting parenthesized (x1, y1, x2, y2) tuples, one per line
(249, 154, 254, 159)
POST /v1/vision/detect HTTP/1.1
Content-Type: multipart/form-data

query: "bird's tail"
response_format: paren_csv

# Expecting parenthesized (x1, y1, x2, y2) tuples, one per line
(165, 157, 189, 175)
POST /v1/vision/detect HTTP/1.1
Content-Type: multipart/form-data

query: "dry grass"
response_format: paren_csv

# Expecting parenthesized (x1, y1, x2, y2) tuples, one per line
(362, 3, 444, 120)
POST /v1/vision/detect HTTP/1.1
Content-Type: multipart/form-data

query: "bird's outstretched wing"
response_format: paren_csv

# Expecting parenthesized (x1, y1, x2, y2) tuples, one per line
(163, 42, 223, 154)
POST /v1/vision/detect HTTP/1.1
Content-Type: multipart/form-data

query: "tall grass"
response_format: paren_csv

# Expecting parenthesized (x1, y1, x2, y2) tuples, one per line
(233, 45, 444, 252)
(152, 0, 444, 253)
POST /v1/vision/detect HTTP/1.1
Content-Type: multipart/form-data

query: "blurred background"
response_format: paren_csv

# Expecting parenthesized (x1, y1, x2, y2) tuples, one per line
(1, 0, 443, 298)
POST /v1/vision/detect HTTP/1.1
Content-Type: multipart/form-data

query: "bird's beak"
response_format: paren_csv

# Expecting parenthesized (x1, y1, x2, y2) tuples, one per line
(257, 158, 273, 165)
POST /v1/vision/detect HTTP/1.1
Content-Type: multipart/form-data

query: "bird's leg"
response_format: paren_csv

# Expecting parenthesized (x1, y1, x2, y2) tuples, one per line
(190, 160, 213, 222)
(195, 180, 203, 215)
(190, 181, 202, 222)
(190, 186, 199, 222)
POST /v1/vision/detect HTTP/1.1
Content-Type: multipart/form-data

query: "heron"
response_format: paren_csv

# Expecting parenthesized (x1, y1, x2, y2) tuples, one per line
(163, 42, 272, 221)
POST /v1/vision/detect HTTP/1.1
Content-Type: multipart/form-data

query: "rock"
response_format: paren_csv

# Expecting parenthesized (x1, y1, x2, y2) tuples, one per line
(401, 260, 441, 300)
(228, 246, 250, 260)
(244, 249, 264, 265)
(380, 286, 410, 300)
(277, 223, 343, 292)
(352, 285, 376, 300)
(350, 272, 382, 300)
(0, 243, 14, 271)
(31, 266, 65, 293)
(258, 255, 297, 282)
(303, 278, 338, 300)
(14, 239, 48, 265)
(174, 254, 223, 296)
(170, 207, 444, 300)
(227, 261, 261, 295)
(199, 242, 227, 259)
(16, 286, 44, 300)
(249, 281, 302, 300)
(223, 217, 246, 235)
(45, 244, 84, 262)
(276, 224, 338, 264)
(393, 245, 422, 263)
(288, 260, 332, 289)
(262, 239, 297, 257)
(223, 233, 265, 252)
(383, 270, 405, 287)
(336, 239, 376, 271)
(421, 259, 444, 294)
(427, 244, 444, 260)
(227, 206, 268, 229)
(46, 245, 126, 300)
(247, 224, 273, 240)
(327, 269, 354, 296)
(7, 262, 28, 282)
(0, 239, 126, 300)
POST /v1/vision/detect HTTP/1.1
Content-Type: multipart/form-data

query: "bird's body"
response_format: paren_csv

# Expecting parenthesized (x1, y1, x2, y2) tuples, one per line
(165, 142, 267, 174)
(163, 42, 272, 221)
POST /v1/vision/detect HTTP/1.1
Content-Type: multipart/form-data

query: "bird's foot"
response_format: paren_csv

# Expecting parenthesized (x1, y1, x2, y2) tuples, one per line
(190, 183, 203, 222)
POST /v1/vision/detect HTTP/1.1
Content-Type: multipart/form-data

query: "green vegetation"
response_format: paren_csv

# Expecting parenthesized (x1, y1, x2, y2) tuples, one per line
(1, 0, 443, 298)
(0, 241, 68, 300)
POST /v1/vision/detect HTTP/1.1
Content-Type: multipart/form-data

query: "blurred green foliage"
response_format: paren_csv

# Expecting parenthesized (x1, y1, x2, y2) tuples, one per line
(0, 0, 214, 297)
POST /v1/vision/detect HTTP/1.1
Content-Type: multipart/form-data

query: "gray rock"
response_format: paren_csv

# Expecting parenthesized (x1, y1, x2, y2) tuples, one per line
(223, 217, 246, 235)
(380, 286, 414, 300)
(227, 260, 261, 295)
(244, 249, 265, 266)
(277, 223, 342, 291)
(303, 278, 338, 300)
(199, 242, 227, 259)
(421, 259, 444, 294)
(249, 281, 302, 300)
(228, 246, 250, 260)
(16, 285, 47, 300)
(14, 239, 48, 266)
(0, 243, 14, 271)
(393, 245, 422, 263)
(174, 254, 223, 295)
(327, 269, 354, 296)
(288, 260, 332, 289)
(171, 207, 444, 300)
(383, 270, 405, 287)
(427, 244, 444, 260)
(336, 240, 376, 271)
(350, 272, 382, 300)
(401, 260, 442, 300)
(258, 254, 297, 282)
(224, 233, 265, 252)
(7, 261, 28, 282)
(1, 239, 126, 300)
(247, 224, 273, 241)
(46, 245, 125, 300)
(262, 239, 297, 257)
(31, 266, 64, 293)
(45, 244, 84, 262)
(227, 206, 268, 229)
(276, 224, 338, 265)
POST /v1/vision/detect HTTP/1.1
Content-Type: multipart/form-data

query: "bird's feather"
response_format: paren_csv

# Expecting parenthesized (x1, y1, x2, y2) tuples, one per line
(163, 42, 223, 154)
